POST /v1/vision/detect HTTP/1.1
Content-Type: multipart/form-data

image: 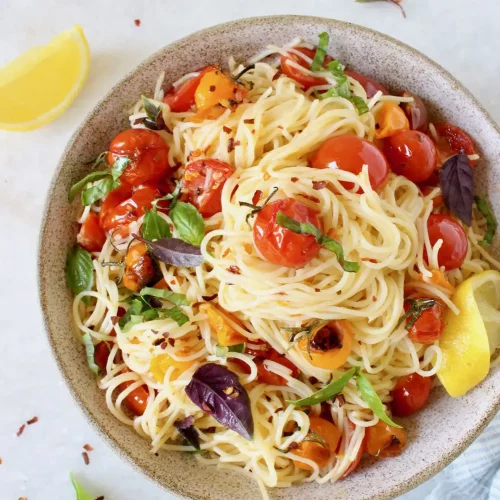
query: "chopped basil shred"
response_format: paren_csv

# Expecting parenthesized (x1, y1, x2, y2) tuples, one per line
(310, 32, 329, 72)
(69, 171, 110, 202)
(139, 287, 189, 306)
(82, 333, 99, 375)
(475, 196, 497, 246)
(81, 176, 120, 206)
(215, 343, 246, 357)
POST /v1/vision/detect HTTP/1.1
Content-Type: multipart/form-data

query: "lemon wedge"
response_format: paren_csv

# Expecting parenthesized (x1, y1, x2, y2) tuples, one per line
(0, 25, 90, 131)
(438, 270, 500, 397)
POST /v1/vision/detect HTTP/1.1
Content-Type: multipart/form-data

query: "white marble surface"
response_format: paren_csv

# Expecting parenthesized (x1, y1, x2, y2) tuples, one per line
(1, 1, 499, 498)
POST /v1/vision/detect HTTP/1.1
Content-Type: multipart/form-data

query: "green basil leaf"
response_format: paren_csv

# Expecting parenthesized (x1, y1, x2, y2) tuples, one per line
(142, 208, 172, 241)
(142, 308, 160, 321)
(69, 171, 110, 202)
(122, 314, 144, 332)
(325, 60, 351, 98)
(70, 473, 94, 500)
(110, 157, 131, 180)
(140, 286, 189, 306)
(287, 367, 356, 406)
(141, 96, 165, 130)
(66, 246, 94, 304)
(119, 298, 144, 328)
(310, 32, 329, 72)
(475, 196, 497, 247)
(160, 306, 189, 326)
(356, 370, 402, 428)
(82, 333, 99, 375)
(349, 96, 369, 115)
(170, 201, 205, 246)
(81, 177, 120, 206)
(215, 343, 246, 357)
(276, 212, 359, 272)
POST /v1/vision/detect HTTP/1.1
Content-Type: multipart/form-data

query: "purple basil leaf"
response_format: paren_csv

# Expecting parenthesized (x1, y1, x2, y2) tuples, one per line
(440, 153, 474, 226)
(133, 234, 203, 267)
(174, 416, 200, 450)
(185, 363, 254, 440)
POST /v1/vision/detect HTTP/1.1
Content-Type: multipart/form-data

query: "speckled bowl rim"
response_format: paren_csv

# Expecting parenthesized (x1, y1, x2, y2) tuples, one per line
(38, 15, 500, 500)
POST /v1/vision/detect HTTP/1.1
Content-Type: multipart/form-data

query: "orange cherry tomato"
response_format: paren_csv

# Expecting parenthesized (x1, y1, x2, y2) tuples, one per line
(195, 69, 247, 111)
(183, 159, 234, 217)
(433, 123, 477, 166)
(384, 130, 438, 183)
(344, 70, 389, 98)
(253, 198, 322, 268)
(391, 373, 432, 417)
(163, 66, 215, 112)
(405, 299, 444, 344)
(341, 421, 366, 479)
(254, 348, 300, 386)
(120, 380, 149, 416)
(107, 129, 171, 186)
(293, 416, 342, 470)
(366, 421, 407, 458)
(399, 90, 428, 132)
(77, 212, 106, 252)
(374, 102, 409, 139)
(426, 214, 468, 270)
(310, 136, 389, 192)
(94, 341, 111, 372)
(122, 242, 156, 292)
(280, 47, 332, 90)
(297, 320, 353, 370)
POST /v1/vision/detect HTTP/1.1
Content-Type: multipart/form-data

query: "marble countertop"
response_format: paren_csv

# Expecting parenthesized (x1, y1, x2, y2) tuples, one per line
(1, 0, 499, 498)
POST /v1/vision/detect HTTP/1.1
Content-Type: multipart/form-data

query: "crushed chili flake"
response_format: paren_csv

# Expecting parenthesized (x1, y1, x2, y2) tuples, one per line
(308, 376, 319, 385)
(277, 125, 283, 130)
(160, 341, 168, 350)
(361, 258, 378, 263)
(17, 424, 25, 437)
(335, 394, 346, 407)
(83, 444, 94, 451)
(291, 177, 299, 183)
(153, 338, 164, 346)
(134, 19, 141, 26)
(252, 190, 262, 205)
(289, 442, 299, 450)
(312, 181, 327, 190)
(227, 265, 241, 275)
(202, 293, 218, 302)
(111, 316, 119, 325)
(162, 332, 170, 338)
(251, 129, 255, 134)
(244, 119, 255, 124)
(222, 248, 231, 258)
(27, 416, 38, 425)
(209, 85, 216, 92)
(223, 126, 232, 133)
(0, 457, 2, 464)
(227, 138, 235, 153)
(168, 338, 176, 347)
(314, 288, 320, 292)
(82, 451, 90, 465)
(272, 70, 282, 81)
(372, 296, 377, 302)
(298, 193, 320, 203)
(96, 497, 105, 500)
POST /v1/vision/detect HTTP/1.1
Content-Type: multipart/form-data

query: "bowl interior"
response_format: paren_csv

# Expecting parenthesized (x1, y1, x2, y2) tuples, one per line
(39, 16, 500, 500)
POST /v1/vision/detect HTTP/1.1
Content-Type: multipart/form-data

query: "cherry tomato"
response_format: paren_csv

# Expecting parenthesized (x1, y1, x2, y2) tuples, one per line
(345, 70, 389, 98)
(107, 129, 170, 186)
(77, 212, 106, 252)
(341, 421, 366, 479)
(122, 242, 156, 292)
(254, 348, 300, 386)
(426, 214, 468, 270)
(399, 90, 428, 132)
(384, 130, 438, 183)
(310, 136, 389, 191)
(163, 66, 215, 112)
(94, 342, 111, 372)
(253, 198, 322, 268)
(280, 47, 332, 90)
(374, 102, 409, 139)
(120, 380, 149, 416)
(433, 123, 477, 166)
(183, 159, 234, 217)
(366, 421, 407, 458)
(405, 300, 444, 344)
(391, 373, 432, 417)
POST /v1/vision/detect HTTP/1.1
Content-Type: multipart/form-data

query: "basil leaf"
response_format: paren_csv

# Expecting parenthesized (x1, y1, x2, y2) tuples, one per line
(276, 212, 359, 272)
(349, 95, 369, 115)
(287, 367, 356, 406)
(310, 32, 329, 72)
(356, 370, 402, 428)
(81, 177, 120, 206)
(70, 473, 94, 500)
(69, 171, 110, 202)
(185, 363, 254, 439)
(325, 60, 351, 98)
(174, 416, 200, 450)
(440, 153, 474, 226)
(81, 333, 99, 375)
(140, 286, 189, 306)
(161, 306, 189, 326)
(119, 298, 144, 328)
(110, 157, 131, 180)
(170, 201, 205, 246)
(475, 196, 497, 247)
(142, 96, 165, 130)
(133, 234, 204, 267)
(66, 246, 94, 304)
(122, 314, 144, 332)
(142, 208, 172, 240)
(215, 343, 246, 357)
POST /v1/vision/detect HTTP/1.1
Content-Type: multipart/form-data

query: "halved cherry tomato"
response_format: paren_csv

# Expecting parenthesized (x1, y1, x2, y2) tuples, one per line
(94, 342, 111, 372)
(280, 47, 332, 90)
(426, 214, 468, 270)
(391, 373, 432, 417)
(254, 348, 300, 386)
(433, 123, 477, 166)
(183, 159, 234, 217)
(293, 416, 341, 470)
(195, 70, 247, 111)
(345, 70, 389, 98)
(107, 129, 171, 186)
(374, 102, 409, 139)
(310, 136, 389, 191)
(341, 421, 366, 479)
(384, 130, 438, 183)
(253, 198, 322, 268)
(366, 421, 407, 458)
(201, 303, 247, 347)
(120, 380, 149, 416)
(122, 241, 156, 292)
(399, 90, 428, 132)
(77, 212, 106, 252)
(163, 66, 215, 112)
(405, 300, 444, 344)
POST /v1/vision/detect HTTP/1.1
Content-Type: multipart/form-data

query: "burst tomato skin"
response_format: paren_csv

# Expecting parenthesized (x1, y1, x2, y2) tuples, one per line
(406, 301, 444, 344)
(107, 129, 171, 186)
(391, 373, 432, 417)
(77, 212, 106, 252)
(433, 123, 477, 166)
(120, 380, 149, 416)
(345, 70, 389, 98)
(280, 47, 332, 89)
(366, 421, 407, 458)
(253, 198, 322, 268)
(254, 349, 300, 386)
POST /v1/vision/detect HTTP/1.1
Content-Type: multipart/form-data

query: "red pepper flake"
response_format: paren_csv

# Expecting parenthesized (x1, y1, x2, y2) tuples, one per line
(111, 316, 119, 325)
(251, 129, 255, 134)
(244, 119, 255, 124)
(234, 140, 241, 147)
(314, 288, 320, 292)
(272, 70, 283, 81)
(277, 125, 284, 130)
(209, 85, 216, 92)
(0, 457, 2, 465)
(335, 394, 346, 407)
(17, 424, 25, 437)
(82, 451, 90, 465)
(160, 341, 168, 350)
(134, 19, 141, 27)
(291, 177, 299, 183)
(312, 181, 327, 190)
(96, 497, 105, 500)
(27, 416, 38, 425)
(223, 126, 232, 133)
(308, 376, 319, 385)
(227, 138, 235, 153)
(168, 338, 176, 347)
(372, 296, 377, 302)
(230, 184, 239, 200)
(227, 265, 241, 275)
(83, 444, 94, 451)
(202, 293, 218, 302)
(361, 258, 378, 263)
(252, 190, 262, 205)
(298, 193, 320, 203)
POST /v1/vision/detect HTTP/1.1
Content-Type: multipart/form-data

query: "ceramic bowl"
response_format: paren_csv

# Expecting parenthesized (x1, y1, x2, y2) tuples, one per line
(38, 15, 500, 500)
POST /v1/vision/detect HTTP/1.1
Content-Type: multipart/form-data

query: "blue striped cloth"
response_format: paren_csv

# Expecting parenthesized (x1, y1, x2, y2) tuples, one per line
(403, 415, 500, 500)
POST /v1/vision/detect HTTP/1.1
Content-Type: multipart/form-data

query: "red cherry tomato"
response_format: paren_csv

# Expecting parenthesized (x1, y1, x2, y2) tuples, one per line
(310, 136, 389, 191)
(163, 66, 215, 112)
(107, 129, 170, 186)
(255, 349, 300, 386)
(391, 373, 432, 417)
(77, 212, 106, 252)
(345, 70, 389, 98)
(94, 342, 111, 372)
(405, 300, 444, 344)
(433, 123, 477, 166)
(183, 159, 234, 217)
(399, 90, 429, 132)
(280, 47, 332, 90)
(384, 130, 438, 183)
(254, 198, 322, 268)
(426, 214, 468, 270)
(341, 421, 366, 479)
(120, 380, 149, 416)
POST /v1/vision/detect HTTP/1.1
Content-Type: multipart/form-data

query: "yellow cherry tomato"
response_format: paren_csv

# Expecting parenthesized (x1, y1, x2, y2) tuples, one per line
(194, 70, 247, 111)
(200, 303, 247, 346)
(366, 421, 407, 458)
(374, 102, 409, 139)
(149, 353, 194, 382)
